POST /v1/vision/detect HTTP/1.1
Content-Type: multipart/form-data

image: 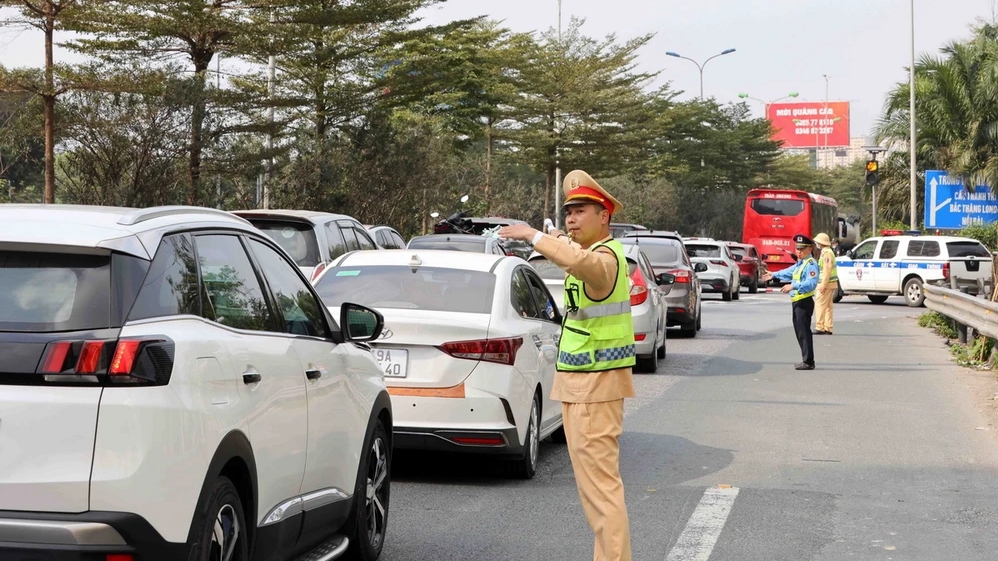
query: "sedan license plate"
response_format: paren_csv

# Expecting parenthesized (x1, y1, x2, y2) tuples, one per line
(374, 348, 408, 378)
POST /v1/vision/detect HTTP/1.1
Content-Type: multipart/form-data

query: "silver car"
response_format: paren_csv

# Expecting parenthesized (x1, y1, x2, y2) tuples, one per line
(527, 245, 674, 373)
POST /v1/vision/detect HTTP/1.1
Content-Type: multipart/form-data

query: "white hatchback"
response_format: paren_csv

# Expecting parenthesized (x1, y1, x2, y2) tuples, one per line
(314, 250, 564, 479)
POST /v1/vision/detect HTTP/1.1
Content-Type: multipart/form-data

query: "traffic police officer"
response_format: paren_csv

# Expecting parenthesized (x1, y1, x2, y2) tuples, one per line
(762, 234, 820, 370)
(498, 169, 635, 561)
(812, 232, 837, 335)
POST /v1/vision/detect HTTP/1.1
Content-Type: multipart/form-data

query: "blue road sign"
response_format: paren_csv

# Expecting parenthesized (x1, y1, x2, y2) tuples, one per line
(924, 170, 998, 229)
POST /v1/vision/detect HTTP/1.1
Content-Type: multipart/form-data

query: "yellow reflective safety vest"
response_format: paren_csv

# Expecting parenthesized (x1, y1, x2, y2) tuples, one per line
(557, 238, 636, 372)
(820, 246, 838, 282)
(791, 257, 818, 302)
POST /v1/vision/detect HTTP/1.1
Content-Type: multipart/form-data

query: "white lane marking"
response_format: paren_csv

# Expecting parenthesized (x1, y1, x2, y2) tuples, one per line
(666, 486, 740, 561)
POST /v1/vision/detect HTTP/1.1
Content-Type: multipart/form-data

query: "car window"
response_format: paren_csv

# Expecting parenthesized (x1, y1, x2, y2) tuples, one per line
(686, 244, 721, 258)
(852, 240, 878, 260)
(510, 269, 539, 318)
(0, 250, 111, 332)
(879, 240, 900, 259)
(248, 239, 330, 339)
(728, 246, 747, 257)
(620, 239, 681, 264)
(324, 222, 348, 261)
(529, 257, 566, 280)
(315, 265, 496, 313)
(246, 220, 321, 267)
(522, 268, 559, 322)
(351, 225, 376, 251)
(195, 234, 273, 332)
(408, 237, 488, 252)
(947, 241, 991, 258)
(391, 231, 406, 248)
(129, 233, 200, 320)
(340, 224, 360, 252)
(638, 253, 657, 282)
(907, 240, 940, 257)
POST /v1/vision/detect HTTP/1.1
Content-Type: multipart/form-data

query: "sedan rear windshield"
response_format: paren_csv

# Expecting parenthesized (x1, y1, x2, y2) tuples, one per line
(947, 241, 992, 258)
(0, 251, 111, 332)
(408, 238, 487, 253)
(315, 265, 496, 313)
(619, 240, 680, 264)
(247, 220, 321, 267)
(685, 244, 722, 258)
(528, 258, 566, 280)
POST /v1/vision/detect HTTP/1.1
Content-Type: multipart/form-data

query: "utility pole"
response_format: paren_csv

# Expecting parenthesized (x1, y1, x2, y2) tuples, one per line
(822, 74, 829, 168)
(554, 0, 563, 231)
(909, 0, 918, 230)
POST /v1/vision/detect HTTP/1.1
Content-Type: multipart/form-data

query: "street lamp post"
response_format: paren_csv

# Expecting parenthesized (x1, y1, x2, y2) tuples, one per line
(666, 48, 736, 99)
(738, 92, 798, 118)
(554, 0, 563, 230)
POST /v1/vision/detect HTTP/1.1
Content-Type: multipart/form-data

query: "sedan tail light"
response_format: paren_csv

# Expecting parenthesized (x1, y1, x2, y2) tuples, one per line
(630, 268, 648, 305)
(438, 337, 523, 366)
(710, 260, 727, 266)
(669, 269, 691, 284)
(311, 262, 327, 282)
(37, 337, 175, 385)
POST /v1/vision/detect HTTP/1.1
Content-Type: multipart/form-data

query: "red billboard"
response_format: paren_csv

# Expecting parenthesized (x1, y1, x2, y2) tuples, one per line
(766, 101, 850, 148)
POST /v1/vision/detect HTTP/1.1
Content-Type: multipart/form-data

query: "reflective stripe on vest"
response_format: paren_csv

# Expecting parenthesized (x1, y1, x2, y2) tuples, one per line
(566, 300, 631, 321)
(556, 238, 637, 372)
(820, 247, 838, 282)
(790, 257, 817, 302)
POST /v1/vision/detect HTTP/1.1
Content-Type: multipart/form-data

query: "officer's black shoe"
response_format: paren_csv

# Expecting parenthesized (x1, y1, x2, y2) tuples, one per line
(795, 362, 815, 370)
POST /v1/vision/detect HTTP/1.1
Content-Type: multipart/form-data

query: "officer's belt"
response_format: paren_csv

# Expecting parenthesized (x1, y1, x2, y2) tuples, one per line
(566, 300, 632, 321)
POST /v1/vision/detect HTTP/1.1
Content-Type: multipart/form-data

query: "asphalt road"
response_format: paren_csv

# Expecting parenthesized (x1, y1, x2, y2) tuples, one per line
(380, 290, 998, 561)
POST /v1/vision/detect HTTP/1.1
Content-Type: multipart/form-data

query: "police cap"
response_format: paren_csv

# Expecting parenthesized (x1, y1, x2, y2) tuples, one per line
(793, 234, 813, 248)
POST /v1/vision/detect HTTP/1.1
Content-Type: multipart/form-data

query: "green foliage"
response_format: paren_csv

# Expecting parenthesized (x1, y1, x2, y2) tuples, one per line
(950, 336, 996, 368)
(918, 311, 958, 339)
(958, 223, 998, 249)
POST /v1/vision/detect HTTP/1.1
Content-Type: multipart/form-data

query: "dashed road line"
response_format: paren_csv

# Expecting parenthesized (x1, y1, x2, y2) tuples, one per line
(665, 486, 740, 561)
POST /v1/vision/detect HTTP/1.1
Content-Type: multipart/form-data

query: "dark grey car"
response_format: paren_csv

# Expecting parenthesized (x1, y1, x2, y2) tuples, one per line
(621, 231, 703, 337)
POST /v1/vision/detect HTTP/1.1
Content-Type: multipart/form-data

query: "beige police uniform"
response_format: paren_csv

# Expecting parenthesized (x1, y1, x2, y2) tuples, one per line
(531, 170, 634, 561)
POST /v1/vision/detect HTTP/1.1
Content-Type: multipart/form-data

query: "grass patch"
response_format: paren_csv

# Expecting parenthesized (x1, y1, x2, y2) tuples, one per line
(918, 311, 958, 339)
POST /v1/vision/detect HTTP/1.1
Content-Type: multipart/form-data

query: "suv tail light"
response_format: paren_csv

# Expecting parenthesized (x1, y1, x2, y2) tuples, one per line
(37, 337, 175, 385)
(438, 337, 523, 366)
(311, 262, 326, 282)
(669, 269, 691, 284)
(710, 260, 727, 266)
(630, 268, 648, 305)
(942, 262, 950, 281)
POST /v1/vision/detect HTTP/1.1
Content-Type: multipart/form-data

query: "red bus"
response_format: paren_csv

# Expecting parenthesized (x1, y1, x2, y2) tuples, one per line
(742, 188, 838, 273)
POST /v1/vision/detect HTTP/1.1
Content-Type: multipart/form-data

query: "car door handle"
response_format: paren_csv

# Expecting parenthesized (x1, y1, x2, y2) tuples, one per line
(242, 372, 262, 384)
(305, 368, 322, 380)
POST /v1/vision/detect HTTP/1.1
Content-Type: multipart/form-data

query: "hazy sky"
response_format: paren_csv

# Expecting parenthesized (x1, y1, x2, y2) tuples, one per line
(2, 0, 995, 138)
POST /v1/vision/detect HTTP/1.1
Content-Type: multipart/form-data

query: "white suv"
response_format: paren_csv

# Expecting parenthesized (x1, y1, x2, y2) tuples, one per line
(835, 234, 993, 306)
(0, 205, 392, 561)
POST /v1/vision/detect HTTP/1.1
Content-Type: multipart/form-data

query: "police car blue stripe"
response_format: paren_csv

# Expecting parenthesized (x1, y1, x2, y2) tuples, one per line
(836, 261, 947, 270)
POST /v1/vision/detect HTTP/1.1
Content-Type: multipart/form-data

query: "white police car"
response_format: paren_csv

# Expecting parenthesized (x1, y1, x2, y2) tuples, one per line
(834, 233, 992, 307)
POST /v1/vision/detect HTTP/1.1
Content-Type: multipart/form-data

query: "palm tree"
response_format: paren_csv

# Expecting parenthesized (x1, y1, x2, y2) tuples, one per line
(874, 22, 998, 223)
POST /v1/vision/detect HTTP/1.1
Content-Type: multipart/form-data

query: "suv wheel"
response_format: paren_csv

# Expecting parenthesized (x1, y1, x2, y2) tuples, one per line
(188, 476, 249, 561)
(904, 277, 925, 307)
(748, 276, 758, 294)
(345, 418, 390, 561)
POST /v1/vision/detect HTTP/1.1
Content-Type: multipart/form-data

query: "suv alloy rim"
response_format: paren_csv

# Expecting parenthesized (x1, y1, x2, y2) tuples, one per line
(211, 504, 240, 561)
(366, 437, 389, 548)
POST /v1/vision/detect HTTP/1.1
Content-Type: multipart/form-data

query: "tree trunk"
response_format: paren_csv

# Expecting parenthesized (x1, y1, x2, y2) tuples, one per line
(484, 117, 493, 213)
(42, 10, 56, 204)
(187, 64, 209, 206)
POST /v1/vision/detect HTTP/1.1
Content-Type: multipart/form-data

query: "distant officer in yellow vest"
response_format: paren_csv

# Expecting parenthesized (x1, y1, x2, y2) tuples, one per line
(499, 169, 635, 561)
(813, 232, 837, 335)
(761, 233, 820, 370)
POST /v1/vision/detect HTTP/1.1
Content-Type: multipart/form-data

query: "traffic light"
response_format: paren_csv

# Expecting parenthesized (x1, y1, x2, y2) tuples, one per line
(865, 159, 879, 186)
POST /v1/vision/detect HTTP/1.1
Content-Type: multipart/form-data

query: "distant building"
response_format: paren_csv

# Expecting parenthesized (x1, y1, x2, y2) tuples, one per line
(781, 136, 887, 169)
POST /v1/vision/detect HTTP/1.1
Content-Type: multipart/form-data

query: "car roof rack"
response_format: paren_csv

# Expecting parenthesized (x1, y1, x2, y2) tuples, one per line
(118, 206, 247, 226)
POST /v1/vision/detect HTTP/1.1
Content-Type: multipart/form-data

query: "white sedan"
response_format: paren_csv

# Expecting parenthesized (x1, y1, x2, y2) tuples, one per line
(313, 249, 564, 479)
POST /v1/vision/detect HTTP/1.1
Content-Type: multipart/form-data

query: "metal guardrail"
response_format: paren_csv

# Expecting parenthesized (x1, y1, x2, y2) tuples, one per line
(924, 282, 998, 343)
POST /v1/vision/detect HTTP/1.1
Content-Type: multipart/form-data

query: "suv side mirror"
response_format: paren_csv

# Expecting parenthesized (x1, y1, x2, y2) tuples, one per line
(694, 262, 708, 273)
(340, 302, 384, 342)
(655, 272, 676, 286)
